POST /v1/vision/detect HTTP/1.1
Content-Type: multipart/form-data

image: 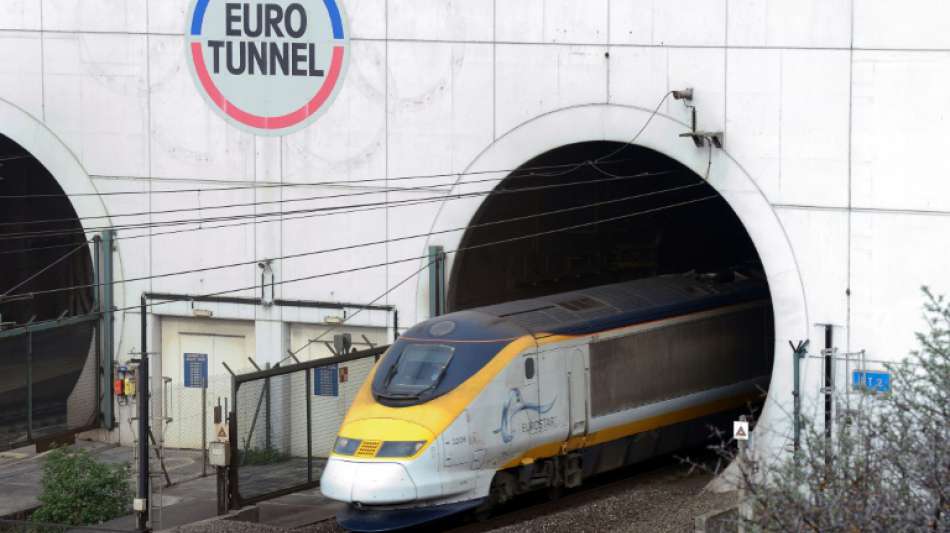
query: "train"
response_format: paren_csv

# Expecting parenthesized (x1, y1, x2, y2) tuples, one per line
(320, 272, 773, 531)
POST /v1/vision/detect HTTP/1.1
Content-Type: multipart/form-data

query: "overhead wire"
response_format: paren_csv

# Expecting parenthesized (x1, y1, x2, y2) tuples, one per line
(0, 158, 628, 201)
(2, 181, 708, 300)
(0, 167, 675, 242)
(0, 159, 599, 228)
(0, 240, 91, 297)
(0, 193, 719, 335)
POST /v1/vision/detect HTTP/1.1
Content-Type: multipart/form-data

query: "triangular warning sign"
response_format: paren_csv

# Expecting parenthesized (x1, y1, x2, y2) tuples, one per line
(217, 427, 227, 439)
(735, 426, 747, 438)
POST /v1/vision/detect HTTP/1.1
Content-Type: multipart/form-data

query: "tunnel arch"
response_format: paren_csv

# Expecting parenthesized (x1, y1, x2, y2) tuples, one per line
(0, 99, 118, 442)
(420, 104, 809, 456)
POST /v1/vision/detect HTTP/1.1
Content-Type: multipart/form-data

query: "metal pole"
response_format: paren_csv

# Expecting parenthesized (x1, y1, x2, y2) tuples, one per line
(822, 325, 834, 471)
(824, 325, 833, 443)
(100, 230, 115, 430)
(790, 340, 807, 453)
(305, 367, 313, 483)
(93, 237, 103, 428)
(264, 363, 271, 452)
(137, 295, 150, 532)
(26, 332, 32, 442)
(202, 387, 207, 478)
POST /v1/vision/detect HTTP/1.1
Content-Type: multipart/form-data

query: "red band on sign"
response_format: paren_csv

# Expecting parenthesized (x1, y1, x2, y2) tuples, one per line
(190, 42, 345, 130)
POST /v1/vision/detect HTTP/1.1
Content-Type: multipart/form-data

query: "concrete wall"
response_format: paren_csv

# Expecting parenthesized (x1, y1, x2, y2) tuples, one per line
(2, 1, 950, 455)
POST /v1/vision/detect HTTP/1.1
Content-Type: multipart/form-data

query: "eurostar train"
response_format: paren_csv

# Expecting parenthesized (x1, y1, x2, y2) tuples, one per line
(321, 272, 773, 531)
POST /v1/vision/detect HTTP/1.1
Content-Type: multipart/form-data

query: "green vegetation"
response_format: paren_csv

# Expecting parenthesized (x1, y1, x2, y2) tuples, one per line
(31, 447, 130, 527)
(238, 447, 290, 465)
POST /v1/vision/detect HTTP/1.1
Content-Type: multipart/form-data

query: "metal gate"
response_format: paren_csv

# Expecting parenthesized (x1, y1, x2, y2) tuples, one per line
(229, 345, 386, 506)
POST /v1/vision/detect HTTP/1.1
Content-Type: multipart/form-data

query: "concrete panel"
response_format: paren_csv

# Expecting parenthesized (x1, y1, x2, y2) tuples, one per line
(606, 46, 668, 107)
(775, 207, 849, 333)
(725, 49, 781, 200)
(147, 185, 258, 297)
(279, 188, 388, 303)
(668, 48, 725, 134)
(387, 41, 493, 178)
(495, 44, 606, 137)
(0, 1, 40, 30)
(148, 34, 255, 181)
(42, 0, 147, 33)
(43, 32, 149, 178)
(850, 211, 950, 362)
(283, 41, 386, 185)
(777, 50, 850, 207)
(0, 31, 43, 119)
(147, 0, 187, 34)
(727, 49, 850, 206)
(496, 0, 608, 44)
(609, 0, 726, 47)
(854, 0, 950, 50)
(727, 0, 851, 48)
(388, 0, 492, 42)
(852, 50, 950, 211)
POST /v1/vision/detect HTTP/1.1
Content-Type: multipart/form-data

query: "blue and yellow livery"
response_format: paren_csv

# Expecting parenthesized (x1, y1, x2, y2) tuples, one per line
(320, 272, 772, 531)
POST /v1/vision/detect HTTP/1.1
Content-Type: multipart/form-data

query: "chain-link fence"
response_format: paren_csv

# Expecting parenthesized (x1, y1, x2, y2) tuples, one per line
(230, 346, 386, 505)
(0, 318, 100, 451)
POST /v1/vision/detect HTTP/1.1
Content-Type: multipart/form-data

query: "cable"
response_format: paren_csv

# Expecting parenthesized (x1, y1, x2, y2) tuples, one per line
(0, 168, 674, 242)
(0, 240, 93, 257)
(286, 259, 434, 359)
(0, 193, 718, 336)
(2, 182, 707, 300)
(594, 91, 673, 164)
(0, 158, 627, 201)
(0, 160, 592, 228)
(0, 240, 91, 297)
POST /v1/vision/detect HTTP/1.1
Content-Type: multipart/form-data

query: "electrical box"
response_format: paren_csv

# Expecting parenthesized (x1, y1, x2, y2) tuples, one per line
(209, 441, 230, 466)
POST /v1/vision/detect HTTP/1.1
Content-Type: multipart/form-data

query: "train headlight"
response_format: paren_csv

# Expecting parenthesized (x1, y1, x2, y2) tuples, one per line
(333, 436, 361, 455)
(375, 441, 426, 458)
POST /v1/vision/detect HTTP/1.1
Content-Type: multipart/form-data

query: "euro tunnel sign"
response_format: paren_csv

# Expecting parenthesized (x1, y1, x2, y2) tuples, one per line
(853, 370, 891, 393)
(733, 420, 749, 441)
(184, 353, 208, 388)
(185, 0, 351, 136)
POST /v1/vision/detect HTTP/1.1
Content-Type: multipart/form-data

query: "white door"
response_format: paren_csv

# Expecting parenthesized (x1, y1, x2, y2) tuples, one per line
(567, 347, 589, 439)
(165, 333, 247, 449)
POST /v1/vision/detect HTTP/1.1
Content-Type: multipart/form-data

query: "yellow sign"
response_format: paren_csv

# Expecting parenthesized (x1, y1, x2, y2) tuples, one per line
(215, 423, 229, 443)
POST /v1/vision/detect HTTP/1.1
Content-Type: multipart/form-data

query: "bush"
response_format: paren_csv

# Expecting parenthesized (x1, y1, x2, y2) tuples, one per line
(238, 447, 289, 465)
(720, 287, 950, 531)
(31, 447, 131, 526)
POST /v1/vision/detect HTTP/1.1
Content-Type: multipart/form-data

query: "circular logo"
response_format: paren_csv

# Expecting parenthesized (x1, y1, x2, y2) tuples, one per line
(185, 0, 349, 135)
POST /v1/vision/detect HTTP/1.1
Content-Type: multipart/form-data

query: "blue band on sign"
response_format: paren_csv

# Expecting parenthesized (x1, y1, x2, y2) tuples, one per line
(190, 0, 210, 35)
(322, 0, 344, 39)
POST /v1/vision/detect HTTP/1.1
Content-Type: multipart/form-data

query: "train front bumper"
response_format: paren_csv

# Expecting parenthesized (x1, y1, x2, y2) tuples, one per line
(336, 498, 486, 532)
(321, 457, 417, 505)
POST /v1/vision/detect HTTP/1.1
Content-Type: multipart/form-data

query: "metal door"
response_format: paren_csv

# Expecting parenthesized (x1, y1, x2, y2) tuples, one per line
(567, 347, 589, 438)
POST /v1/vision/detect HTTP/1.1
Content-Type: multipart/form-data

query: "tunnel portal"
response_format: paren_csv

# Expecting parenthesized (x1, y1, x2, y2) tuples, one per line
(0, 133, 96, 447)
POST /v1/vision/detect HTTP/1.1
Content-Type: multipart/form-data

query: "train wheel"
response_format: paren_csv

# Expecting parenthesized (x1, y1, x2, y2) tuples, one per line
(475, 472, 516, 521)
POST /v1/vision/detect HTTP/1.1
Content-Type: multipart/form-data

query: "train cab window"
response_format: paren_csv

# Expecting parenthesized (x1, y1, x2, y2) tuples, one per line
(524, 357, 535, 380)
(378, 344, 454, 399)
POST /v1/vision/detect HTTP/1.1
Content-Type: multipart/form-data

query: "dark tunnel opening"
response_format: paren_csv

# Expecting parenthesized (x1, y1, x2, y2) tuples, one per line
(448, 141, 766, 311)
(448, 142, 775, 419)
(0, 133, 96, 446)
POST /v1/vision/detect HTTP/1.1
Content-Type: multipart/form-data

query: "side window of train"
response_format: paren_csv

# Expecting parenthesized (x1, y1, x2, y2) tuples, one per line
(524, 357, 535, 380)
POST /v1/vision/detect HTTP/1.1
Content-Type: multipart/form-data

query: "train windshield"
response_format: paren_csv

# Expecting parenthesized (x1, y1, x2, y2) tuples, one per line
(378, 344, 454, 399)
(372, 337, 509, 407)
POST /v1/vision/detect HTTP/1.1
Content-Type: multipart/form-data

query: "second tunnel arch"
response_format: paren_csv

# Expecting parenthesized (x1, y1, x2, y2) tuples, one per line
(420, 104, 809, 457)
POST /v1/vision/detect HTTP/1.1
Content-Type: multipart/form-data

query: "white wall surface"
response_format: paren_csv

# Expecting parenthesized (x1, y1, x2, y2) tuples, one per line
(2, 0, 949, 458)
